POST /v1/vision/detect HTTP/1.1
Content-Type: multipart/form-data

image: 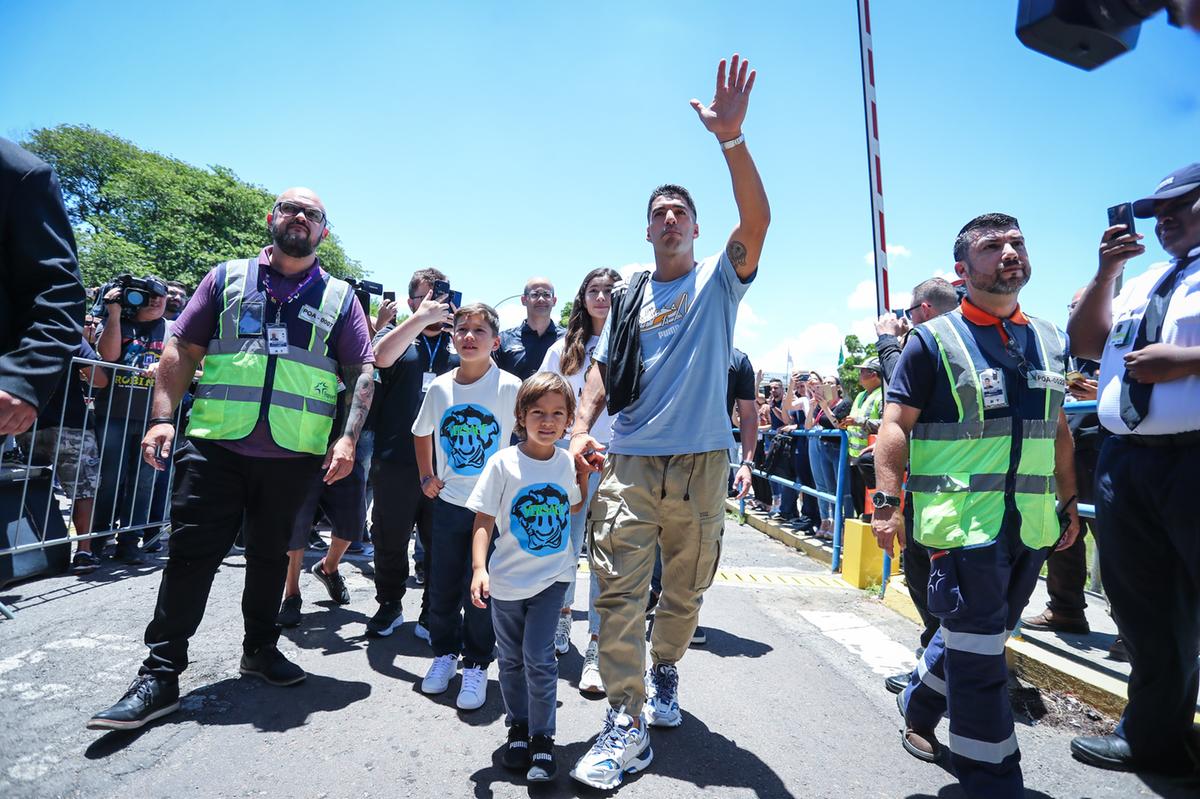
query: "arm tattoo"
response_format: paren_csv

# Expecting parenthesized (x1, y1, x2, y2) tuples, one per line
(340, 365, 375, 442)
(727, 239, 748, 269)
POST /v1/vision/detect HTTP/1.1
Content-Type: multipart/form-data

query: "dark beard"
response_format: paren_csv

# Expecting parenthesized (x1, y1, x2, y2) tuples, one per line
(271, 221, 318, 258)
(966, 262, 1029, 296)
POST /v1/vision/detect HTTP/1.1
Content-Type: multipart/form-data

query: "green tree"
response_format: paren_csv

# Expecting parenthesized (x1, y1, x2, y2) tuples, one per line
(838, 334, 878, 400)
(23, 124, 364, 288)
(559, 300, 573, 329)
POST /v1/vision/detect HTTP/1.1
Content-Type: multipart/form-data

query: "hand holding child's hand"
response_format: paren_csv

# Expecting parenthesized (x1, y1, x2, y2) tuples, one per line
(470, 568, 490, 608)
(421, 475, 444, 499)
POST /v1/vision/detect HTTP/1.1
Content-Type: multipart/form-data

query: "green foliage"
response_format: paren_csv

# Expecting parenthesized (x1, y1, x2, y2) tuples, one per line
(838, 334, 878, 400)
(559, 300, 573, 329)
(22, 124, 363, 288)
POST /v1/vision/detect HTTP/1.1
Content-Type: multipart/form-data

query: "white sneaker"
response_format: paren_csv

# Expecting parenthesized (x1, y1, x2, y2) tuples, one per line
(456, 666, 488, 710)
(579, 639, 604, 695)
(570, 707, 653, 789)
(421, 654, 457, 694)
(645, 663, 682, 727)
(554, 614, 571, 655)
(414, 622, 432, 645)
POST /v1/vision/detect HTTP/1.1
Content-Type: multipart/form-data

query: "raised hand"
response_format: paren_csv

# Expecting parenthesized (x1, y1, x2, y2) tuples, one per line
(690, 53, 756, 141)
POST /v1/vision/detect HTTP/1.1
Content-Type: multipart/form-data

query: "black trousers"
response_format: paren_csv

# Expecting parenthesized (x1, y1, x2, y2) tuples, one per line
(1095, 436, 1200, 768)
(141, 439, 322, 677)
(370, 459, 433, 619)
(428, 497, 494, 668)
(1042, 444, 1099, 614)
(901, 494, 939, 649)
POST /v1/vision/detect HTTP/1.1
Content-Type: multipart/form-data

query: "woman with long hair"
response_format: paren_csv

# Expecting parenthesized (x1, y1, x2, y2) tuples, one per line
(539, 266, 619, 696)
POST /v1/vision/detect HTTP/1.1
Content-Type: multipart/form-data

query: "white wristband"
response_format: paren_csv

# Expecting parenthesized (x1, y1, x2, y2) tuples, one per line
(720, 133, 745, 151)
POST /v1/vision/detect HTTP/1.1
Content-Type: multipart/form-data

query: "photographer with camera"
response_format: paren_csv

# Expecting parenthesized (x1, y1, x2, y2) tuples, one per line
(93, 274, 171, 564)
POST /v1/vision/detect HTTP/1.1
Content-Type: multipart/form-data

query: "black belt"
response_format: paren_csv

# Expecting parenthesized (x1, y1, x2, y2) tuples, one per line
(1118, 429, 1200, 448)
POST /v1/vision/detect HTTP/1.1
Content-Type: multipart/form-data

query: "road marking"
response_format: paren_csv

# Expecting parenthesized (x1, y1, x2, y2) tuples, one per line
(574, 561, 851, 590)
(801, 610, 917, 677)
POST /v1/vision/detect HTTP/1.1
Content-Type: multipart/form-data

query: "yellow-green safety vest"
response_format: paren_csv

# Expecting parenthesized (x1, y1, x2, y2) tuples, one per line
(908, 310, 1066, 550)
(186, 259, 350, 455)
(847, 386, 883, 458)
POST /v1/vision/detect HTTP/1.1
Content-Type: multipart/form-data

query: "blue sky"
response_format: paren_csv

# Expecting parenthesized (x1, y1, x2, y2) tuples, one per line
(3, 1, 1197, 374)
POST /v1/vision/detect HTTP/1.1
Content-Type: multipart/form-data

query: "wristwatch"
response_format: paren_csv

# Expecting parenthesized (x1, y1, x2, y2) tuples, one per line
(871, 491, 902, 509)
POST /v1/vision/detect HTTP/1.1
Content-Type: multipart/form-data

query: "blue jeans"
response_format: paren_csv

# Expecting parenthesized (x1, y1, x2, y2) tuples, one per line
(94, 416, 161, 543)
(491, 581, 567, 736)
(810, 437, 851, 522)
(355, 430, 374, 536)
(562, 468, 601, 636)
(429, 497, 494, 667)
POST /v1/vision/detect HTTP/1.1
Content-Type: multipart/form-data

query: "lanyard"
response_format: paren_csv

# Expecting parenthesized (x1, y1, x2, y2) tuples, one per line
(420, 335, 443, 369)
(262, 267, 318, 307)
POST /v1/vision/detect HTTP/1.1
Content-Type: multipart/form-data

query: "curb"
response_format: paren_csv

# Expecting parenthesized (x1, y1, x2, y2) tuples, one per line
(731, 502, 1169, 723)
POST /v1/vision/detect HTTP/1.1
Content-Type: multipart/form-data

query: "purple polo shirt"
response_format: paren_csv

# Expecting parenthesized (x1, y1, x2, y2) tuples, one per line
(172, 247, 374, 458)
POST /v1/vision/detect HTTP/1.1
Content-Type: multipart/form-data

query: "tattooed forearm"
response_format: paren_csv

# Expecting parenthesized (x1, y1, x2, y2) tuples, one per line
(340, 364, 375, 442)
(727, 240, 748, 269)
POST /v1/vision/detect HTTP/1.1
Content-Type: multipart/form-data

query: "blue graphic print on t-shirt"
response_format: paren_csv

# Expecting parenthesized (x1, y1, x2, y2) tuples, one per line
(508, 482, 571, 557)
(438, 403, 502, 475)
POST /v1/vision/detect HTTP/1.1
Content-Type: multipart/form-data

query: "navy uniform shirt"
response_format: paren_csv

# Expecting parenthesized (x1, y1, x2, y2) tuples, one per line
(494, 319, 564, 381)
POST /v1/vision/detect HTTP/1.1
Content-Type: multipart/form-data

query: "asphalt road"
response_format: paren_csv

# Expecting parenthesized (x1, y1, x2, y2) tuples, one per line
(2, 517, 1197, 799)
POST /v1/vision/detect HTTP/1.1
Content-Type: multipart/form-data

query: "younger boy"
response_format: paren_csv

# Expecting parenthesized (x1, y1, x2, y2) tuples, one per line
(412, 303, 522, 710)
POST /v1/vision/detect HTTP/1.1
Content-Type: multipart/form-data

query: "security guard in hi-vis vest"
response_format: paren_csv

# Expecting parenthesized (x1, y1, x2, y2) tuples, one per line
(871, 213, 1080, 799)
(88, 187, 375, 733)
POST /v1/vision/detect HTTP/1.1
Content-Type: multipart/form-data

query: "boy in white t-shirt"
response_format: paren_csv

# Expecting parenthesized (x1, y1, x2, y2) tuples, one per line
(468, 372, 585, 782)
(412, 303, 522, 711)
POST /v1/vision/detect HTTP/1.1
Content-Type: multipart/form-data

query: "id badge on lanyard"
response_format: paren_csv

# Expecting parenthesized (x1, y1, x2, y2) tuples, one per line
(979, 368, 1009, 410)
(422, 371, 436, 393)
(266, 323, 289, 355)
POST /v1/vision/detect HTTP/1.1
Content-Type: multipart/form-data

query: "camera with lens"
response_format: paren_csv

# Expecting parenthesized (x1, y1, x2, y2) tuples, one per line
(1017, 0, 1186, 70)
(346, 278, 384, 316)
(92, 274, 168, 317)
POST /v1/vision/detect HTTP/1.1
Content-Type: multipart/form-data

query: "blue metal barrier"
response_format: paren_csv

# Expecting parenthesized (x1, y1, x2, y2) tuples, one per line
(735, 427, 851, 573)
(878, 399, 1101, 596)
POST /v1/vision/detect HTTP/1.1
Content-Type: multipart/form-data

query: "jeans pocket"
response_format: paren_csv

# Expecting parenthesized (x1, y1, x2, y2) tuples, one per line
(927, 550, 966, 619)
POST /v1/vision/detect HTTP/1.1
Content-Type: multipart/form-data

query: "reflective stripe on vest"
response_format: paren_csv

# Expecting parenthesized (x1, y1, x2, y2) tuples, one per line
(847, 386, 882, 458)
(908, 310, 1065, 550)
(186, 259, 350, 455)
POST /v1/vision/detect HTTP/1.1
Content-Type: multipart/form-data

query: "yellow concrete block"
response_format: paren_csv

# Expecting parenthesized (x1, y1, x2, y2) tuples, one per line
(839, 518, 897, 589)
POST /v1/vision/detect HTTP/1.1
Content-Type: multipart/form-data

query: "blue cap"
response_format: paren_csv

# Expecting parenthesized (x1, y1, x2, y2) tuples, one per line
(1132, 163, 1200, 218)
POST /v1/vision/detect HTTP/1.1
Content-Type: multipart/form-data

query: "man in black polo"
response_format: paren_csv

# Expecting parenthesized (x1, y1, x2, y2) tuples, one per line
(494, 277, 563, 379)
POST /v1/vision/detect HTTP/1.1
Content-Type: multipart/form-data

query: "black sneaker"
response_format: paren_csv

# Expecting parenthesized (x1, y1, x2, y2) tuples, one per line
(307, 529, 328, 551)
(239, 646, 306, 686)
(366, 600, 404, 637)
(526, 734, 557, 781)
(231, 531, 245, 554)
(502, 721, 530, 770)
(690, 626, 707, 646)
(71, 550, 101, 574)
(414, 561, 426, 585)
(276, 595, 302, 628)
(87, 674, 180, 731)
(115, 540, 145, 565)
(310, 559, 350, 605)
(141, 536, 163, 554)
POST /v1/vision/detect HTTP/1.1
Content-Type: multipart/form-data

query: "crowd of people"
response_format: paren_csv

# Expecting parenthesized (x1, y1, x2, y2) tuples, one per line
(2, 50, 1199, 798)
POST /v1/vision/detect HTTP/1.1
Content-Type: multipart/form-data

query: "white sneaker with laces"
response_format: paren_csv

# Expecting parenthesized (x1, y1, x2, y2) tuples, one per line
(421, 654, 457, 694)
(457, 666, 488, 710)
(645, 663, 682, 727)
(570, 706, 653, 789)
(579, 639, 604, 695)
(554, 614, 571, 655)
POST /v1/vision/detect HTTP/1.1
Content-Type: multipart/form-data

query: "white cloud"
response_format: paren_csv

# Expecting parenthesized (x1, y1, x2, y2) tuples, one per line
(734, 301, 767, 344)
(496, 300, 526, 332)
(847, 279, 878, 311)
(744, 322, 844, 377)
(863, 243, 912, 265)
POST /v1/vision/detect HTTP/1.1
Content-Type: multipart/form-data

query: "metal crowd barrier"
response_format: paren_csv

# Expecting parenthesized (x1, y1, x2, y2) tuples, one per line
(734, 427, 851, 573)
(0, 356, 182, 619)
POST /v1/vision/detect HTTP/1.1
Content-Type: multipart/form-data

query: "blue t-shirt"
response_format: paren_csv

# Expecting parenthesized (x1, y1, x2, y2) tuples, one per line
(595, 251, 754, 456)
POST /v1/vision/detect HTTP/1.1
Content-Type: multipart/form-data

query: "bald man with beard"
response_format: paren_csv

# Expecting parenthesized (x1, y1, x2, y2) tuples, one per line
(88, 187, 375, 731)
(495, 277, 565, 380)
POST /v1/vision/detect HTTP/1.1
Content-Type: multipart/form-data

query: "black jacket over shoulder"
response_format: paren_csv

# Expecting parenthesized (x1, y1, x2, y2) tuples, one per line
(603, 269, 650, 416)
(0, 138, 84, 411)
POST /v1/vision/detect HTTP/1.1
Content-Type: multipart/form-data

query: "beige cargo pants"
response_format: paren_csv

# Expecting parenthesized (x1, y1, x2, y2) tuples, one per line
(587, 449, 727, 717)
